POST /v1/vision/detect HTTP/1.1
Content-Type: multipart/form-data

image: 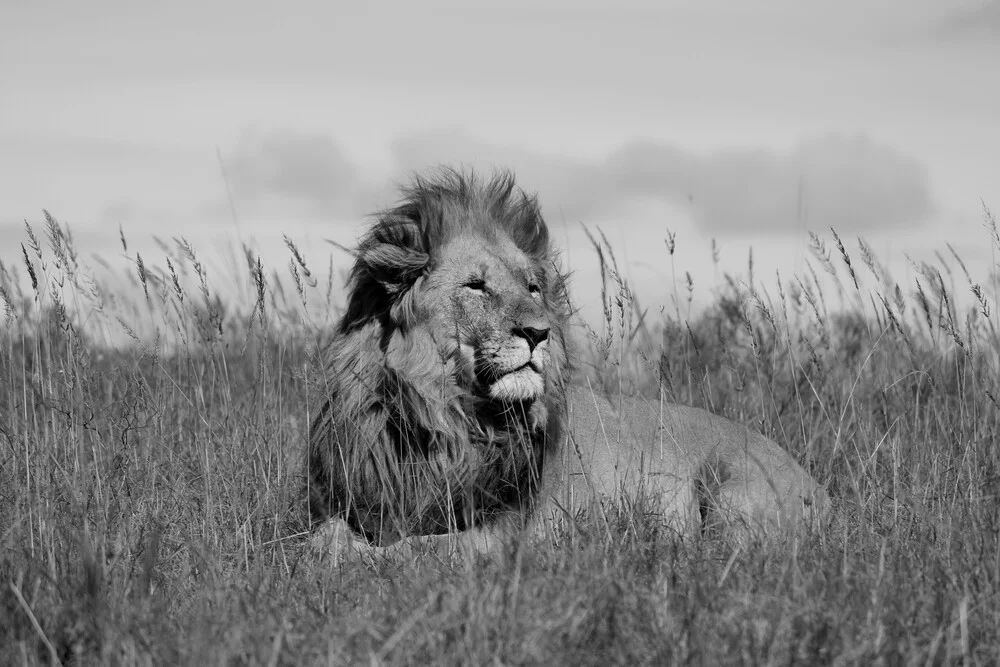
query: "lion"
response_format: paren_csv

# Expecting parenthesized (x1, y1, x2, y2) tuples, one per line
(307, 169, 828, 561)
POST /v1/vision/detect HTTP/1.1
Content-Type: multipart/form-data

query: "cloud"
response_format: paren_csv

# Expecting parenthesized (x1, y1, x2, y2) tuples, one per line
(930, 2, 1000, 42)
(391, 129, 935, 233)
(97, 199, 181, 228)
(212, 128, 935, 234)
(391, 129, 608, 221)
(613, 134, 933, 232)
(224, 131, 362, 217)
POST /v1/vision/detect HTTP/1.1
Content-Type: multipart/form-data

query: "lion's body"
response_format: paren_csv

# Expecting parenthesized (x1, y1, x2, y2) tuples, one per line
(548, 386, 825, 535)
(308, 170, 827, 559)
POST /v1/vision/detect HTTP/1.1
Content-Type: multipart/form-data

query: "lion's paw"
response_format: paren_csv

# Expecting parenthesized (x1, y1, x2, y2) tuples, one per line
(309, 518, 377, 566)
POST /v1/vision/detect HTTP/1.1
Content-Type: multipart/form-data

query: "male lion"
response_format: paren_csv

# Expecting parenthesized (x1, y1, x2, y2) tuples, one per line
(308, 169, 827, 560)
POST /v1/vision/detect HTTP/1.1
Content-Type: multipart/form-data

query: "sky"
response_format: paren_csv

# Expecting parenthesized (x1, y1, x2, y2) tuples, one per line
(2, 0, 999, 326)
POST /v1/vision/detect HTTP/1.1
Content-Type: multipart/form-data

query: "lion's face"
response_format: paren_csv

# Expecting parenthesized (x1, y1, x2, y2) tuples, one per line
(419, 232, 558, 403)
(311, 170, 574, 538)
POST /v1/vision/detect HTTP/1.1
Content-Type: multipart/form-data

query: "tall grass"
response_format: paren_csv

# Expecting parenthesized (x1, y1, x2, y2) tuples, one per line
(1, 207, 998, 665)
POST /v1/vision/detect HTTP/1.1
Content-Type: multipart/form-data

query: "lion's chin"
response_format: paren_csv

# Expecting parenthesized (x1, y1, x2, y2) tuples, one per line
(488, 367, 545, 402)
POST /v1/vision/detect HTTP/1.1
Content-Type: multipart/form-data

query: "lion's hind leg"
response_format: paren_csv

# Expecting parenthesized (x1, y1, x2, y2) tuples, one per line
(695, 451, 828, 540)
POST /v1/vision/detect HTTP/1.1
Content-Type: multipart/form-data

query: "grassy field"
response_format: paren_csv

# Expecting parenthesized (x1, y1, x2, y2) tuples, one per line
(1, 211, 999, 665)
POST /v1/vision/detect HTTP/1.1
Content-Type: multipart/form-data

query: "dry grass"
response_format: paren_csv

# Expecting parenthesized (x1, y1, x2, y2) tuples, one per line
(1, 208, 999, 665)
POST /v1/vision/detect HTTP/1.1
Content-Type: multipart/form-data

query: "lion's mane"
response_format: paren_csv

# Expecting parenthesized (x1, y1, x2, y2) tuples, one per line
(308, 170, 572, 544)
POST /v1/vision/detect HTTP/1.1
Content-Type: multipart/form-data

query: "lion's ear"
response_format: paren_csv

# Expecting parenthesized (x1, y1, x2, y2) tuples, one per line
(389, 277, 423, 327)
(360, 242, 429, 295)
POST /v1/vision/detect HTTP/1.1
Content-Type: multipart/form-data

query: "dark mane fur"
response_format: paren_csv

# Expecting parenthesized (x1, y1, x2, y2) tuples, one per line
(308, 168, 571, 544)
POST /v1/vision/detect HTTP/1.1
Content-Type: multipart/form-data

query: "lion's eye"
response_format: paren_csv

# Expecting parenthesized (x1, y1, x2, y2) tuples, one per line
(464, 279, 487, 292)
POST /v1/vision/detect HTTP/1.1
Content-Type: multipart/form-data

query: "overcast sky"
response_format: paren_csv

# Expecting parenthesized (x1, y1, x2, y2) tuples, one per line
(2, 0, 998, 324)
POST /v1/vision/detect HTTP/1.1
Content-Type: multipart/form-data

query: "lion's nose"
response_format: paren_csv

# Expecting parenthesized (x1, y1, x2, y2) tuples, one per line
(514, 325, 549, 350)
